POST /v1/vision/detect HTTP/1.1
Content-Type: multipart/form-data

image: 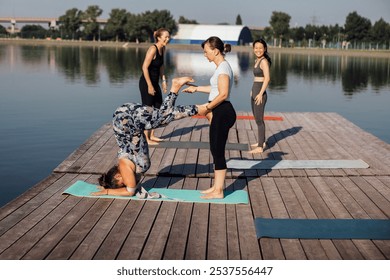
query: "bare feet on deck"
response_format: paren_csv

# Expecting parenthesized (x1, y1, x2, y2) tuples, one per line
(147, 140, 159, 145)
(201, 190, 224, 200)
(150, 136, 164, 142)
(170, 77, 194, 93)
(200, 186, 215, 194)
(248, 142, 267, 154)
(200, 186, 224, 199)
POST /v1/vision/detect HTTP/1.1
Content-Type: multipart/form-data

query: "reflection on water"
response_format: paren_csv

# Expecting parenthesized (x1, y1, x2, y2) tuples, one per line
(2, 44, 388, 95)
(0, 42, 389, 208)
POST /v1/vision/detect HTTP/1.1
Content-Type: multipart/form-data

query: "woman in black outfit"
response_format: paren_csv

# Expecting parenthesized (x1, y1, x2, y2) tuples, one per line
(139, 28, 170, 144)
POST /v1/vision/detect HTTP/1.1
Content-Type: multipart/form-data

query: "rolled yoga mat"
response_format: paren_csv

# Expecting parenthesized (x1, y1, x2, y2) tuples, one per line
(227, 159, 369, 169)
(255, 218, 390, 239)
(63, 180, 249, 204)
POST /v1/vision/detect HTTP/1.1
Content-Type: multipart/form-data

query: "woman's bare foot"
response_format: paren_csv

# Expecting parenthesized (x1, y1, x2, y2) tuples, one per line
(248, 142, 266, 154)
(248, 146, 264, 154)
(200, 186, 215, 194)
(251, 143, 258, 147)
(150, 136, 164, 142)
(201, 190, 224, 200)
(147, 140, 159, 145)
(170, 77, 194, 93)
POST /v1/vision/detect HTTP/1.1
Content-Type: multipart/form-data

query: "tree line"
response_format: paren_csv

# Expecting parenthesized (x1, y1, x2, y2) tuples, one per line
(1, 6, 389, 49)
(262, 11, 390, 49)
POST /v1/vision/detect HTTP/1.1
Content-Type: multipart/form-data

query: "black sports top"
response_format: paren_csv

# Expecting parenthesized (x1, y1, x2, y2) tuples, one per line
(146, 45, 164, 82)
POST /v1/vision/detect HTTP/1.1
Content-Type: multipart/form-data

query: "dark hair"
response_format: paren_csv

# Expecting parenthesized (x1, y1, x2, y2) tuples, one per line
(253, 39, 272, 67)
(201, 36, 231, 56)
(154, 28, 169, 42)
(98, 165, 122, 189)
(98, 165, 142, 189)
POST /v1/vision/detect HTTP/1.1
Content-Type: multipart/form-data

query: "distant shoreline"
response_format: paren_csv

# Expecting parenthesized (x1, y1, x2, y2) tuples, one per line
(1, 38, 389, 58)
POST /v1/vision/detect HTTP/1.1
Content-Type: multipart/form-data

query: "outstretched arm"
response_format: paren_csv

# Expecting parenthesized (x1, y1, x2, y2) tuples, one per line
(92, 186, 135, 196)
(182, 85, 211, 94)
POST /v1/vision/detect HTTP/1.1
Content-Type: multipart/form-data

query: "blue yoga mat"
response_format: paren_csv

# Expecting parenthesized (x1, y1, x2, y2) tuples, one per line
(63, 180, 249, 204)
(255, 218, 390, 239)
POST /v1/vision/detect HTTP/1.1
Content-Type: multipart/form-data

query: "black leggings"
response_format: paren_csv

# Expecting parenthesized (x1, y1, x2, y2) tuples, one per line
(209, 101, 236, 170)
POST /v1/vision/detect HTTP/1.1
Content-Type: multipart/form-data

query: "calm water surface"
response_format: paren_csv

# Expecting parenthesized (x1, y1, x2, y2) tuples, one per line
(0, 43, 389, 207)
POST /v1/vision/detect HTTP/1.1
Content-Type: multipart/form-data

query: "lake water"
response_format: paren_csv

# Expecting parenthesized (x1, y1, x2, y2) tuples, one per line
(0, 42, 389, 207)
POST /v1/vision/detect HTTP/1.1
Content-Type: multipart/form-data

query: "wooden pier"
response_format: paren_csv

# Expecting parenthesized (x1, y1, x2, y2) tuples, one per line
(0, 112, 389, 260)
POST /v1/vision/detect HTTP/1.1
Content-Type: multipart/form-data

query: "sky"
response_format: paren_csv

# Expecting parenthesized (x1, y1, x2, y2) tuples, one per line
(0, 0, 389, 28)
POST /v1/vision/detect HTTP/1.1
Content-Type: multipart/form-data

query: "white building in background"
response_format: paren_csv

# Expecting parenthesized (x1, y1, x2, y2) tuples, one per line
(171, 24, 253, 46)
(170, 51, 241, 76)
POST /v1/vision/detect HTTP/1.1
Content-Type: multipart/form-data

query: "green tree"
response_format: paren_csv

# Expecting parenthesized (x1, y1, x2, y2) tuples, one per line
(105, 8, 128, 41)
(0, 25, 8, 36)
(20, 25, 47, 39)
(371, 18, 390, 45)
(344, 11, 372, 43)
(304, 24, 321, 47)
(289, 26, 305, 46)
(269, 11, 291, 47)
(178, 16, 198, 24)
(327, 24, 343, 46)
(262, 27, 274, 43)
(124, 13, 146, 42)
(82, 5, 103, 41)
(59, 8, 83, 40)
(141, 9, 177, 42)
(236, 14, 242, 25)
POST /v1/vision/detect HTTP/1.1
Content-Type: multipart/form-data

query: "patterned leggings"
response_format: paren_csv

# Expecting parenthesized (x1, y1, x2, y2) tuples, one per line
(112, 92, 198, 173)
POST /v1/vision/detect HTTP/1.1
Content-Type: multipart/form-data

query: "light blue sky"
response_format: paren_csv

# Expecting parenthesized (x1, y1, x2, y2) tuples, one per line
(0, 0, 389, 27)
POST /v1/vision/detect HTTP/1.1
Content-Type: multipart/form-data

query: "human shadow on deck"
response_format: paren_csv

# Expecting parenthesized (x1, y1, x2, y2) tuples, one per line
(159, 124, 209, 139)
(146, 126, 302, 192)
(223, 126, 302, 192)
(265, 126, 302, 150)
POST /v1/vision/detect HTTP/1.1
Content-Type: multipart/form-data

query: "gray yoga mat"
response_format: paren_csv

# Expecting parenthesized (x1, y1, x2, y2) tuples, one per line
(153, 141, 249, 151)
(255, 218, 390, 239)
(227, 159, 369, 169)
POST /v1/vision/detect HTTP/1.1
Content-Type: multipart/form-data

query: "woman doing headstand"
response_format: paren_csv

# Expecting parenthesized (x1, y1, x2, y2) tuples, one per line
(92, 77, 207, 196)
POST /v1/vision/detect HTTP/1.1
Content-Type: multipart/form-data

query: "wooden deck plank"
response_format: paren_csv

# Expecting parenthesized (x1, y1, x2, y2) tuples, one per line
(45, 198, 114, 260)
(60, 126, 113, 174)
(93, 200, 145, 260)
(70, 198, 130, 260)
(167, 118, 194, 176)
(182, 119, 202, 177)
(53, 123, 112, 173)
(0, 175, 92, 259)
(0, 173, 80, 237)
(22, 196, 97, 259)
(162, 177, 197, 259)
(185, 177, 210, 260)
(0, 172, 63, 221)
